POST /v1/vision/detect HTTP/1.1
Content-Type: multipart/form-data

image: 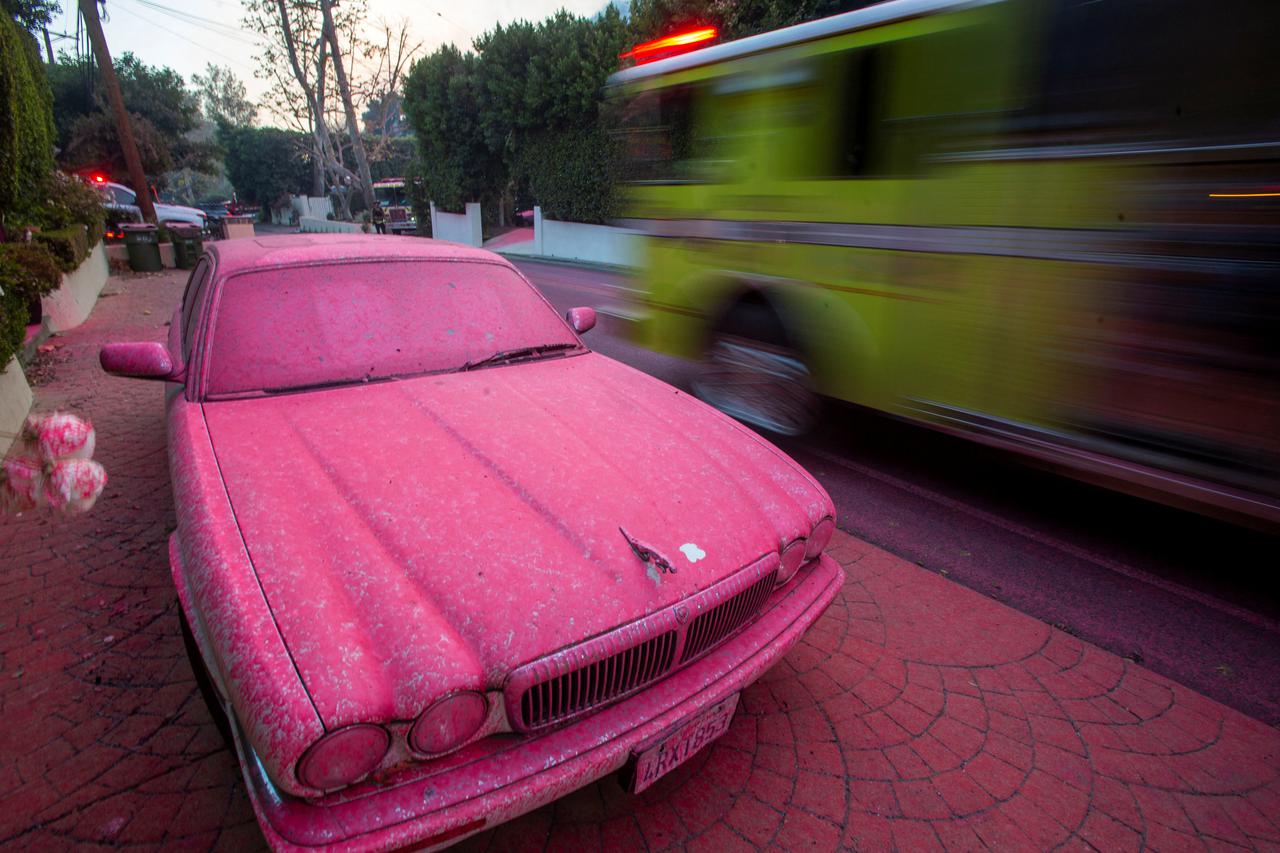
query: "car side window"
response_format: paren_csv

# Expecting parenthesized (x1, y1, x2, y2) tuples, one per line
(181, 260, 212, 364)
(111, 185, 135, 205)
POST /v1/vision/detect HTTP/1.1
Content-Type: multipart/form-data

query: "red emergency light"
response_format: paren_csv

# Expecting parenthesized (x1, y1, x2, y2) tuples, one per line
(620, 26, 718, 64)
(91, 173, 107, 184)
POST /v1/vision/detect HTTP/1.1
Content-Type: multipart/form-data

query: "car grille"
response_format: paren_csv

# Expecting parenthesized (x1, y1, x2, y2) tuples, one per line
(506, 557, 778, 732)
(679, 572, 777, 665)
(520, 631, 679, 729)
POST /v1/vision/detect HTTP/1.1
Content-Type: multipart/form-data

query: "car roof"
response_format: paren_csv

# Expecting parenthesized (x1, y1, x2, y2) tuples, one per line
(206, 234, 509, 277)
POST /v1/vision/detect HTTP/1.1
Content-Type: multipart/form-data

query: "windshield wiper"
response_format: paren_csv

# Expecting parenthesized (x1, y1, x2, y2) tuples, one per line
(461, 342, 580, 371)
(262, 374, 398, 395)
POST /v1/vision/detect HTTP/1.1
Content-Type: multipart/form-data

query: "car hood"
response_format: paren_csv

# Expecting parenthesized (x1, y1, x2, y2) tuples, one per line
(202, 352, 832, 726)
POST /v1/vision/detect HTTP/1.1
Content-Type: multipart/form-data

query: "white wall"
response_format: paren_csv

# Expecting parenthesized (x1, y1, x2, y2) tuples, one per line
(292, 196, 332, 221)
(430, 202, 482, 247)
(41, 241, 109, 332)
(538, 208, 639, 267)
(299, 217, 362, 234)
(0, 356, 32, 459)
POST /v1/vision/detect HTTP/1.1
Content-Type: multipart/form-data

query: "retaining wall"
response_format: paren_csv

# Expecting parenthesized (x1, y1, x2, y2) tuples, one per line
(0, 356, 32, 458)
(41, 241, 110, 332)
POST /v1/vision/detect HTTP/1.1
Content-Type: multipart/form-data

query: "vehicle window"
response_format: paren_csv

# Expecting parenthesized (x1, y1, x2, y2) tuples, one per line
(1031, 0, 1280, 145)
(614, 84, 701, 183)
(181, 260, 212, 364)
(205, 260, 581, 396)
(834, 48, 887, 177)
(111, 185, 135, 205)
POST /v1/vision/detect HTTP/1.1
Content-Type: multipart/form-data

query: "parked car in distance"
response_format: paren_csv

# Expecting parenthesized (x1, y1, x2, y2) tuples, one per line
(197, 203, 231, 240)
(198, 202, 231, 219)
(99, 235, 842, 852)
(92, 179, 208, 231)
(102, 202, 142, 242)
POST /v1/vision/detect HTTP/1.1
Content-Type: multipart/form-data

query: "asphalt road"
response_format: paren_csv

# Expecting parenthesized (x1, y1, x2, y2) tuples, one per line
(513, 257, 1280, 728)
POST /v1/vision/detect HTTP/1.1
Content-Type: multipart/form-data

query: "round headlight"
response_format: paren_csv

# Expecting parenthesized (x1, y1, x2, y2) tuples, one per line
(805, 517, 836, 560)
(410, 691, 488, 757)
(296, 724, 389, 791)
(777, 538, 808, 586)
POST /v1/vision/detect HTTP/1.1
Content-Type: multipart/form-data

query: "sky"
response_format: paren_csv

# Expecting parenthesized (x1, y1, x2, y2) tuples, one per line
(51, 0, 619, 115)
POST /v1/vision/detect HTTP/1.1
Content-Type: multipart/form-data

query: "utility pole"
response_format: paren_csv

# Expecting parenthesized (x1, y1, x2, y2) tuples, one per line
(77, 0, 157, 222)
(319, 0, 375, 213)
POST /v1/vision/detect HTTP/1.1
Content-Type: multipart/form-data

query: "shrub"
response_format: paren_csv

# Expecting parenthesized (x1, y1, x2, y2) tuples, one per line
(514, 127, 620, 224)
(0, 243, 62, 296)
(0, 16, 56, 227)
(33, 170, 105, 240)
(0, 242, 62, 366)
(34, 226, 89, 271)
(0, 286, 26, 367)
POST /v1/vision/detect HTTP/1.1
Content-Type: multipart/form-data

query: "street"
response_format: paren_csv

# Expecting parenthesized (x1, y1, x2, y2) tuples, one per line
(513, 258, 1280, 728)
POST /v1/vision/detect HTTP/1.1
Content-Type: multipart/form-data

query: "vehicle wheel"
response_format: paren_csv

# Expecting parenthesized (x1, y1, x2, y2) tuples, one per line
(179, 608, 233, 748)
(692, 307, 821, 436)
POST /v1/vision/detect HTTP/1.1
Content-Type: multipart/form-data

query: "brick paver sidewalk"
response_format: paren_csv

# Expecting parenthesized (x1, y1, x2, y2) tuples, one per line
(2, 268, 1278, 851)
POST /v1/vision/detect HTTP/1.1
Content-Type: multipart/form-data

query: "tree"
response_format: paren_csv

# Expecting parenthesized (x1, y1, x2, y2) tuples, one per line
(217, 123, 311, 208)
(319, 0, 374, 212)
(242, 0, 366, 208)
(61, 110, 171, 176)
(191, 64, 256, 127)
(406, 6, 631, 224)
(2, 0, 59, 37)
(0, 10, 55, 223)
(360, 19, 421, 149)
(45, 55, 96, 149)
(47, 51, 213, 178)
(402, 45, 499, 213)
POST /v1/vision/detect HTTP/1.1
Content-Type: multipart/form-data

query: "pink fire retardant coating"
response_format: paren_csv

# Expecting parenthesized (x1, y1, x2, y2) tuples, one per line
(43, 458, 107, 513)
(1, 457, 45, 513)
(26, 412, 96, 462)
(410, 692, 489, 756)
(104, 235, 839, 851)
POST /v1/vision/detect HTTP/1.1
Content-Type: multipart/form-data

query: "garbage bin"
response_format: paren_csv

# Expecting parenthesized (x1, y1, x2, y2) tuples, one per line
(170, 224, 203, 269)
(122, 223, 162, 272)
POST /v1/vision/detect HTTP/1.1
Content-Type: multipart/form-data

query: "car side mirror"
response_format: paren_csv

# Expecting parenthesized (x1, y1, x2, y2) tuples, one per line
(567, 306, 596, 334)
(100, 341, 184, 382)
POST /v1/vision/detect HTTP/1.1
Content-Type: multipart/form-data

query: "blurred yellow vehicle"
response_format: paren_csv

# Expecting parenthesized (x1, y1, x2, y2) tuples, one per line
(608, 0, 1280, 525)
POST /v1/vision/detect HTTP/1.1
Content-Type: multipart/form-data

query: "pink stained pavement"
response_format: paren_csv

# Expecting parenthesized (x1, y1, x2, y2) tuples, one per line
(1, 266, 1278, 850)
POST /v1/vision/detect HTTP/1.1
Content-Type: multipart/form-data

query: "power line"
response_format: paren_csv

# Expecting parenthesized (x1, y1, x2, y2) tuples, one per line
(125, 0, 264, 45)
(107, 2, 261, 75)
(116, 0, 263, 46)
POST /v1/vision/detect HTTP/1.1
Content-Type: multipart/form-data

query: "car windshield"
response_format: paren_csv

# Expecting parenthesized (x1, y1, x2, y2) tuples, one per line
(205, 259, 581, 396)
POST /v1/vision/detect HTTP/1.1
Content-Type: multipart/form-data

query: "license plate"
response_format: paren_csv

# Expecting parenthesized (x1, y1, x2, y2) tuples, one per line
(623, 693, 739, 794)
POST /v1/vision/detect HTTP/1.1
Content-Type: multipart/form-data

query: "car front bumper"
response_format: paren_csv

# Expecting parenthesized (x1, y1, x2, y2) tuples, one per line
(237, 554, 845, 852)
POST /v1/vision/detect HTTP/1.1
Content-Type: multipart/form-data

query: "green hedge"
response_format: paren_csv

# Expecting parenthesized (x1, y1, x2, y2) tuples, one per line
(514, 127, 620, 225)
(32, 170, 105, 242)
(0, 242, 62, 366)
(0, 286, 25, 368)
(0, 15, 56, 224)
(34, 226, 89, 271)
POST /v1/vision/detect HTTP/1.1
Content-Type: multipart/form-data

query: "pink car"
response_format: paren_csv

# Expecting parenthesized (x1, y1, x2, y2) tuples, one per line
(100, 235, 843, 851)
